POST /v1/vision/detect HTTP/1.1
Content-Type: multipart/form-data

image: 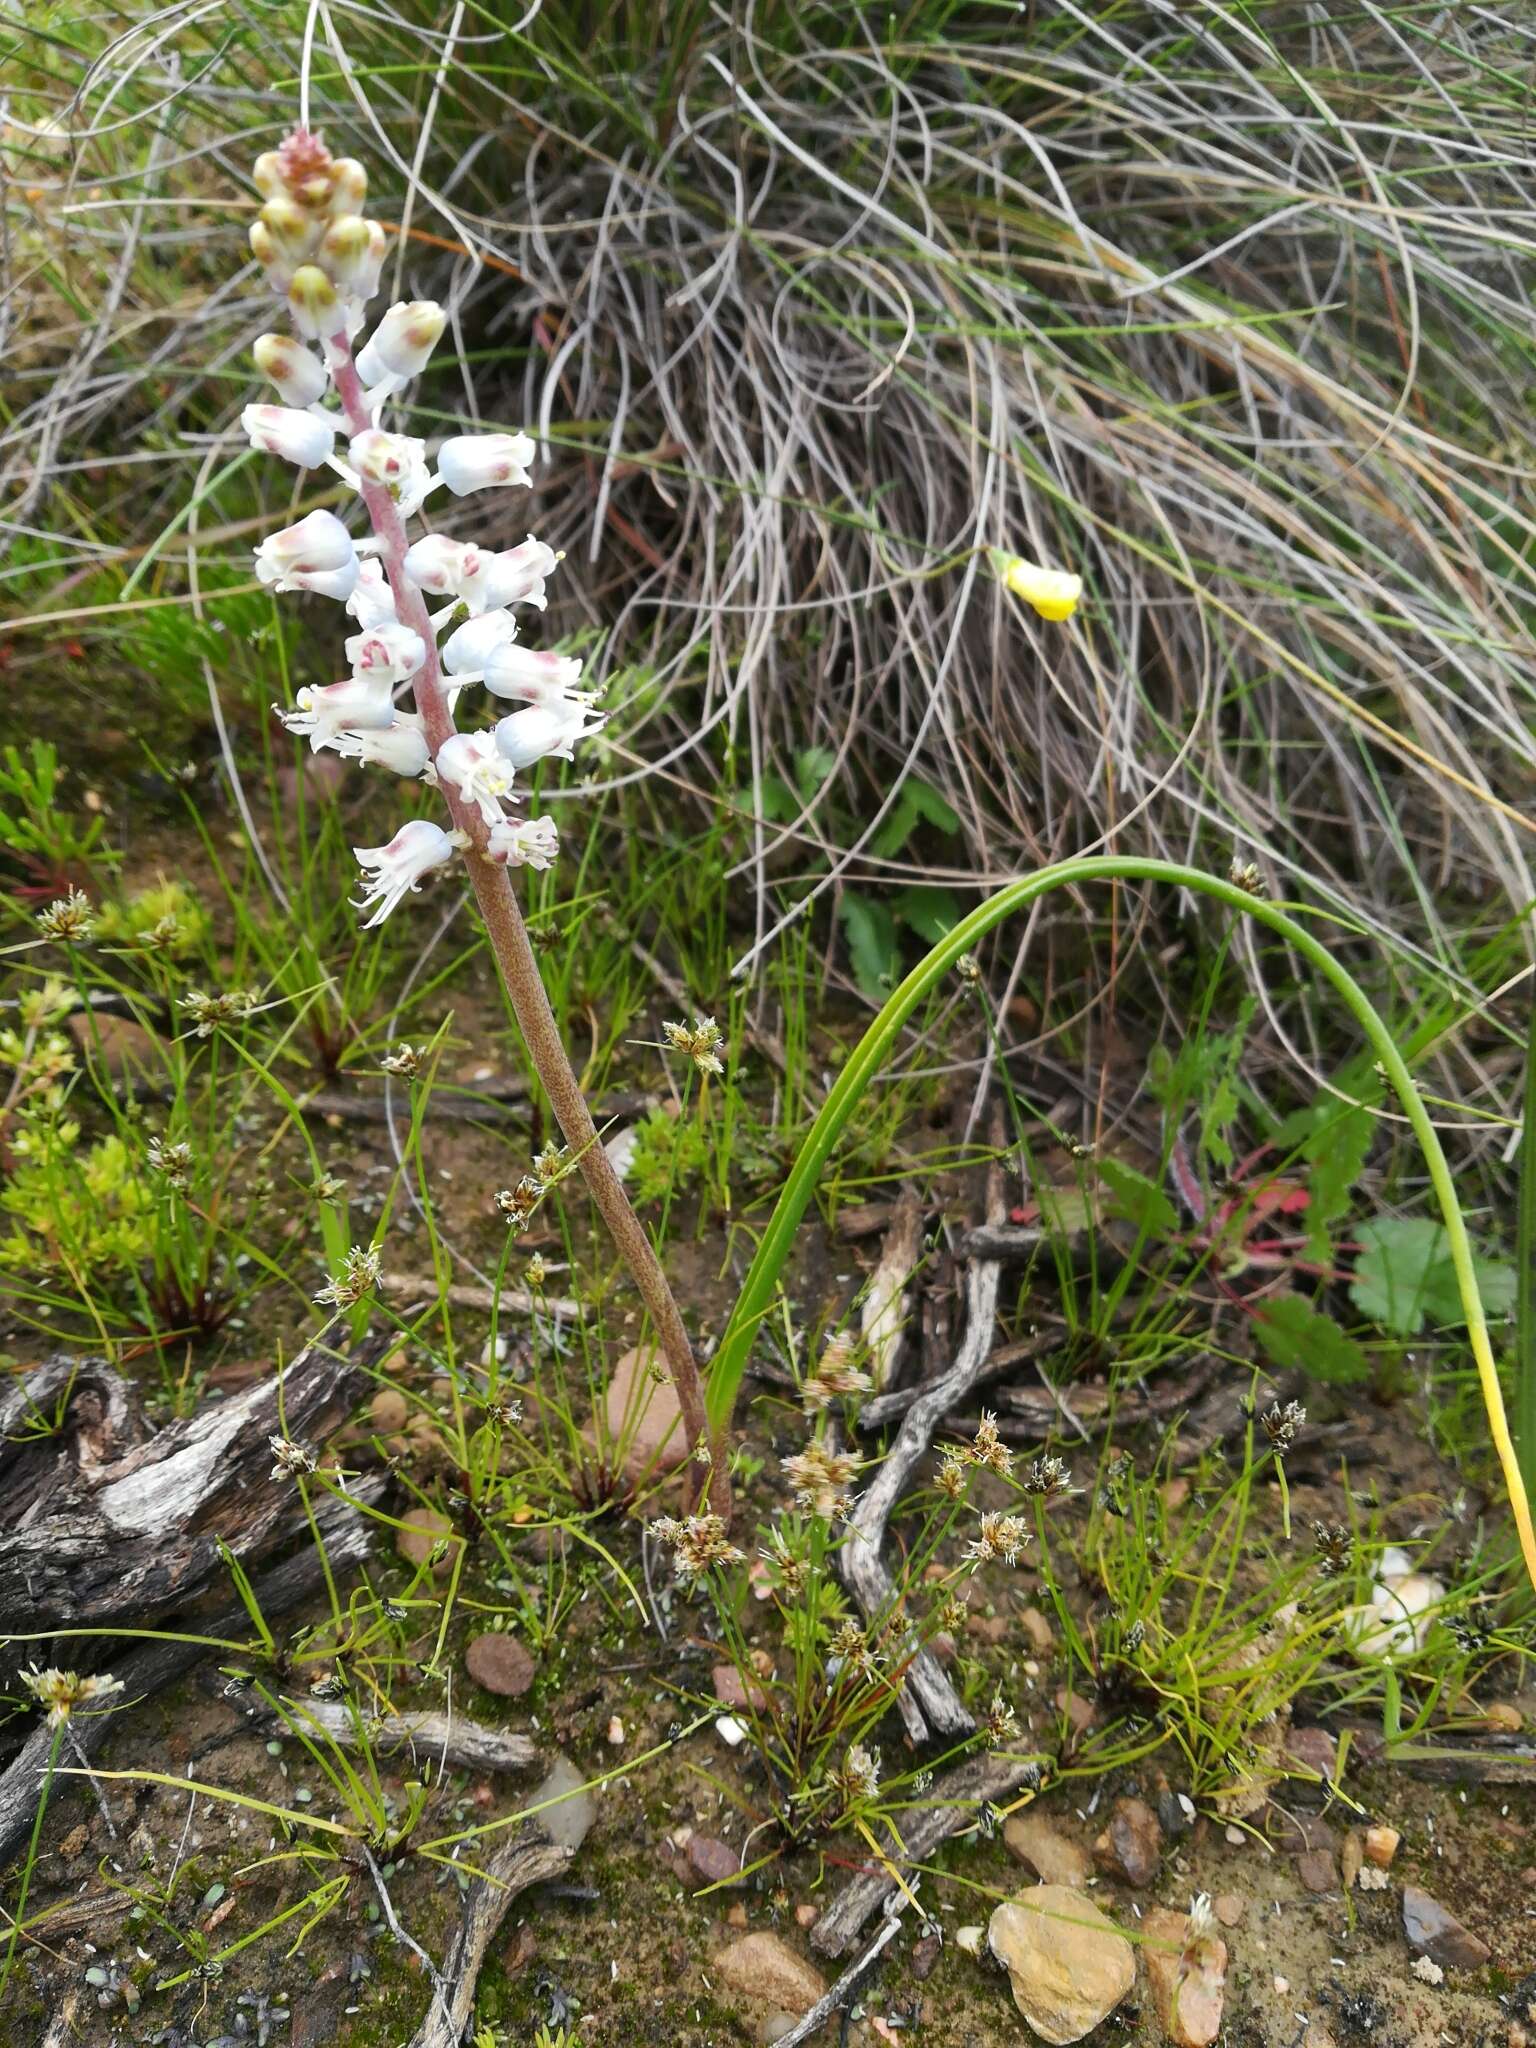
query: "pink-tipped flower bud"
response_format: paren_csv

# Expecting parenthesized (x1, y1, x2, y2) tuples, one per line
(355, 300, 446, 382)
(345, 559, 398, 630)
(253, 333, 329, 407)
(287, 265, 341, 339)
(483, 643, 585, 706)
(402, 532, 483, 600)
(493, 700, 604, 770)
(320, 215, 386, 300)
(241, 403, 336, 470)
(335, 716, 431, 778)
(254, 509, 359, 600)
(436, 432, 535, 497)
(467, 535, 560, 615)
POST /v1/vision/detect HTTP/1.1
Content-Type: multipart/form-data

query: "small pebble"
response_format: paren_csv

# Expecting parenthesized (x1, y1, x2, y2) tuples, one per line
(607, 1715, 625, 1746)
(716, 1715, 747, 1747)
(956, 1926, 986, 1958)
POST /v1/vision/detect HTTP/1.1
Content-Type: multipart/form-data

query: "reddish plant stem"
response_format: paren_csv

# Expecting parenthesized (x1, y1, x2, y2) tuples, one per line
(327, 338, 725, 1517)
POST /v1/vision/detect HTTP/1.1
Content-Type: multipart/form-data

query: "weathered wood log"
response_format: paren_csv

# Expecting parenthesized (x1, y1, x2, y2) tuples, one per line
(0, 1485, 379, 1872)
(404, 1824, 573, 2048)
(0, 1339, 375, 1639)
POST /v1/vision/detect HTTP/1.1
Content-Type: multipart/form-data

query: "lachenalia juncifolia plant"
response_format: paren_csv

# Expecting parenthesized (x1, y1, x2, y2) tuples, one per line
(236, 131, 1536, 1608)
(241, 128, 724, 1515)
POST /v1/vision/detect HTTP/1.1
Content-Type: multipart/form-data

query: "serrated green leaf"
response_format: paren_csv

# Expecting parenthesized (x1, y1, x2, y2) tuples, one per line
(1097, 1156, 1178, 1238)
(1350, 1217, 1516, 1335)
(757, 773, 799, 824)
(892, 884, 962, 945)
(794, 746, 839, 805)
(837, 890, 901, 1002)
(903, 777, 961, 834)
(867, 792, 920, 862)
(1252, 1294, 1371, 1383)
(1302, 1102, 1374, 1258)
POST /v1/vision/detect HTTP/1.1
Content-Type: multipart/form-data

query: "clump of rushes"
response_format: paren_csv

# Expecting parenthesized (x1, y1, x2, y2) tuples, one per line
(241, 130, 721, 1510)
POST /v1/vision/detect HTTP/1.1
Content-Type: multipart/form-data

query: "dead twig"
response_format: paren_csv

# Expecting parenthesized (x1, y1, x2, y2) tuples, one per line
(213, 1686, 540, 1777)
(837, 1154, 1006, 1743)
(810, 1750, 1043, 1959)
(379, 1273, 582, 1319)
(769, 1897, 905, 2045)
(861, 1186, 926, 1392)
(403, 1823, 573, 2048)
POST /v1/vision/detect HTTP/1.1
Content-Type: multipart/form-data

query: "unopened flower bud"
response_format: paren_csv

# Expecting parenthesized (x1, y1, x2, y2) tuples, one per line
(484, 643, 585, 706)
(402, 532, 483, 600)
(254, 508, 359, 600)
(436, 431, 535, 496)
(468, 535, 559, 614)
(242, 402, 335, 469)
(335, 716, 431, 778)
(253, 333, 329, 407)
(288, 264, 341, 339)
(252, 150, 286, 201)
(345, 559, 397, 630)
(355, 299, 446, 381)
(494, 700, 603, 770)
(320, 214, 386, 300)
(255, 196, 318, 265)
(326, 157, 368, 216)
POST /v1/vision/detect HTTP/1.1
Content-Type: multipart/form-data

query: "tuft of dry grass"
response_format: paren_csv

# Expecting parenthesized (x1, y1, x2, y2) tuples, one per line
(4, 2, 1535, 1128)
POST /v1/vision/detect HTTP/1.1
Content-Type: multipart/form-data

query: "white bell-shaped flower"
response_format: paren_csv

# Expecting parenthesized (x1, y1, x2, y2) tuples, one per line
(352, 818, 459, 928)
(466, 536, 559, 614)
(277, 674, 394, 752)
(436, 432, 535, 496)
(242, 403, 336, 469)
(253, 334, 329, 407)
(483, 643, 586, 706)
(493, 700, 604, 771)
(435, 730, 518, 828)
(402, 533, 485, 601)
(334, 715, 431, 778)
(345, 620, 426, 683)
(345, 558, 397, 630)
(487, 814, 559, 870)
(349, 428, 431, 513)
(440, 610, 517, 678)
(355, 300, 447, 383)
(255, 509, 359, 600)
